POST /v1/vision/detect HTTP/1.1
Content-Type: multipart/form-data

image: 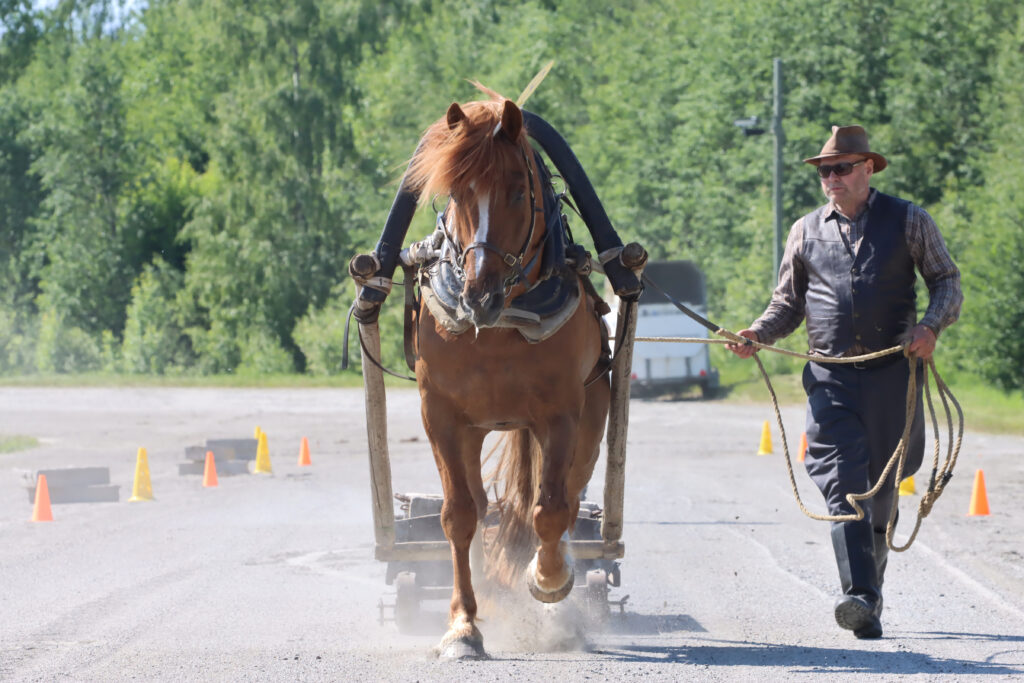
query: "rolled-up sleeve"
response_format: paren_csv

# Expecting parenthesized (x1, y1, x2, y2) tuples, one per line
(750, 218, 808, 345)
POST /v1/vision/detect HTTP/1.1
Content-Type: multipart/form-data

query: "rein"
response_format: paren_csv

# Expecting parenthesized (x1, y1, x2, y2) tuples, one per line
(636, 270, 965, 553)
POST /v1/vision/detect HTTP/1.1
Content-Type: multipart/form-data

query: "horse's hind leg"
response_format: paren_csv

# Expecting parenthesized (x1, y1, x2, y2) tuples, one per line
(422, 397, 488, 660)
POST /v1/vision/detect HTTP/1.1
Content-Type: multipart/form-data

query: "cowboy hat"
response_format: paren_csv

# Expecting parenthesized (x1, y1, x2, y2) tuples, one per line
(804, 125, 887, 172)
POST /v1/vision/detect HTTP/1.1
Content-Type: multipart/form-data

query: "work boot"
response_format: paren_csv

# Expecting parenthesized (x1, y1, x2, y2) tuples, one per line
(831, 522, 883, 639)
(872, 528, 889, 617)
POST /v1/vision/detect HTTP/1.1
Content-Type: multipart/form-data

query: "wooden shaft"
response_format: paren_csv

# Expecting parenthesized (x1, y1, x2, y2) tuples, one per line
(359, 321, 396, 549)
(602, 295, 638, 546)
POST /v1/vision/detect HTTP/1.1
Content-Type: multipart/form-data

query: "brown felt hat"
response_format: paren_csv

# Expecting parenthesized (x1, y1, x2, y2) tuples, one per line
(804, 125, 887, 172)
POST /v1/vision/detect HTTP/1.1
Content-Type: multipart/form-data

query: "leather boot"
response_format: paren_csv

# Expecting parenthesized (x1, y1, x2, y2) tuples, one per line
(831, 521, 883, 638)
(873, 528, 889, 617)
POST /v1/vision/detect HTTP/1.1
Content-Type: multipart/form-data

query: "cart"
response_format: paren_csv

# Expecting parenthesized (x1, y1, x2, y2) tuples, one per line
(357, 247, 644, 632)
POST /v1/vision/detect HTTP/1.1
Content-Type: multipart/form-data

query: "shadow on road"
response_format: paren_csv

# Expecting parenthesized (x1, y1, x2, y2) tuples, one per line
(596, 635, 1024, 675)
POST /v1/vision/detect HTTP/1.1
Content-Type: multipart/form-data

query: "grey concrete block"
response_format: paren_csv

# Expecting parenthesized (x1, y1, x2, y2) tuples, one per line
(177, 459, 250, 477)
(27, 484, 120, 504)
(33, 467, 111, 488)
(184, 445, 207, 462)
(205, 438, 258, 461)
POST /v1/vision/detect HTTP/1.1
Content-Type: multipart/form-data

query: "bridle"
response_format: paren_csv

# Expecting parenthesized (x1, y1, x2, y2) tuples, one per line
(439, 142, 543, 295)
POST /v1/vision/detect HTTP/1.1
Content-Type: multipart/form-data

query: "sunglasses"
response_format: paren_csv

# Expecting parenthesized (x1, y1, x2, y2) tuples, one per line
(816, 160, 866, 178)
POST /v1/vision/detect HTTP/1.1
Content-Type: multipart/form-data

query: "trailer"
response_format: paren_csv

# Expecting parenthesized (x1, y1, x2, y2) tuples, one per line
(607, 260, 719, 399)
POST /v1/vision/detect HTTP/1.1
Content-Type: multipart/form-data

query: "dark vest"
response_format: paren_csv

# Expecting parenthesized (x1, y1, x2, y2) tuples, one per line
(801, 191, 917, 356)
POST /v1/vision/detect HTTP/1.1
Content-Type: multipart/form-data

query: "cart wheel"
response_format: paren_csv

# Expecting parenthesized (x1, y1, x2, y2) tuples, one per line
(584, 569, 610, 626)
(394, 571, 420, 634)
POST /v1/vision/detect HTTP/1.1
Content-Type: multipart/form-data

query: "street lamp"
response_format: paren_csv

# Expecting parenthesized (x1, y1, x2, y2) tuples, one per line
(734, 59, 785, 282)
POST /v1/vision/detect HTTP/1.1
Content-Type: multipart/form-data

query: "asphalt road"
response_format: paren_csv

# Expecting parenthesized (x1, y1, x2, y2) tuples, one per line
(1, 387, 1022, 681)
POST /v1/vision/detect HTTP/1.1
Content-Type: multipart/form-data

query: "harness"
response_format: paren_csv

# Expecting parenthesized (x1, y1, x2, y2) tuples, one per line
(439, 144, 542, 297)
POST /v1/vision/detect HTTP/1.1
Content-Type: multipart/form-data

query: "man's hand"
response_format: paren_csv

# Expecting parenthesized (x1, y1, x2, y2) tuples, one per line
(727, 329, 760, 359)
(905, 323, 937, 360)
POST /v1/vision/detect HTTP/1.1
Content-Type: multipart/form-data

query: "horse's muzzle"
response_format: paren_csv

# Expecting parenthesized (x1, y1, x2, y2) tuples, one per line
(458, 289, 505, 328)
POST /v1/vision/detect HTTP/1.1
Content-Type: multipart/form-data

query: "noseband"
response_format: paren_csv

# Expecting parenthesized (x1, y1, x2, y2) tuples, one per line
(441, 143, 541, 294)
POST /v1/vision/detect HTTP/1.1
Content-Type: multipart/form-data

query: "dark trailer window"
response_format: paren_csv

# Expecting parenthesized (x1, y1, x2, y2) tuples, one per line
(638, 260, 705, 307)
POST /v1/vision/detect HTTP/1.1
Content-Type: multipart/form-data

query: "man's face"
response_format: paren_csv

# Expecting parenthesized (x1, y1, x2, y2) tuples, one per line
(818, 154, 872, 205)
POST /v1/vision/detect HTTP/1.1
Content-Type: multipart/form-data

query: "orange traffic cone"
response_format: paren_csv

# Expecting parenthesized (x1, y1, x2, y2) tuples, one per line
(757, 420, 773, 455)
(298, 437, 311, 466)
(32, 474, 53, 522)
(968, 469, 989, 516)
(797, 432, 808, 462)
(203, 451, 218, 488)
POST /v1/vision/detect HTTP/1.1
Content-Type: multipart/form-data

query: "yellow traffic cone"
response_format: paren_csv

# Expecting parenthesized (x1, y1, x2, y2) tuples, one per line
(254, 431, 273, 474)
(254, 425, 262, 440)
(899, 475, 916, 496)
(757, 420, 773, 455)
(129, 447, 155, 501)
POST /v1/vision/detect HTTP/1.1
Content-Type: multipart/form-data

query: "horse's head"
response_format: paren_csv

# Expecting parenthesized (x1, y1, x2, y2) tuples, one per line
(407, 92, 540, 328)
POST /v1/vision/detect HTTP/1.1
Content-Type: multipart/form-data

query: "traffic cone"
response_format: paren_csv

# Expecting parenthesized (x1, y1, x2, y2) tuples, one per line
(757, 420, 773, 455)
(967, 469, 989, 516)
(298, 437, 311, 466)
(254, 425, 262, 440)
(797, 432, 808, 462)
(899, 475, 916, 496)
(254, 431, 273, 474)
(31, 474, 53, 522)
(203, 451, 218, 488)
(129, 447, 155, 502)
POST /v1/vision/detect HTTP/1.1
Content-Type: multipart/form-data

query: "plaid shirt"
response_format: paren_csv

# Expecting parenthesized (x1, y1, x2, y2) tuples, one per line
(751, 188, 962, 352)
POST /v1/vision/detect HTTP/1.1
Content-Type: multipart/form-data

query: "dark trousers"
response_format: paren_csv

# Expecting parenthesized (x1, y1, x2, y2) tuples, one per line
(802, 357, 925, 531)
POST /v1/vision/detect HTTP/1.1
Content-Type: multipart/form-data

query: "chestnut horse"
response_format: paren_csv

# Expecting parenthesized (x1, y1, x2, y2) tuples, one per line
(403, 90, 610, 659)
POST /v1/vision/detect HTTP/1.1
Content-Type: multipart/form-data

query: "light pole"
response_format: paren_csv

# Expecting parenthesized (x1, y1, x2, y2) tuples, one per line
(770, 58, 784, 281)
(734, 58, 785, 282)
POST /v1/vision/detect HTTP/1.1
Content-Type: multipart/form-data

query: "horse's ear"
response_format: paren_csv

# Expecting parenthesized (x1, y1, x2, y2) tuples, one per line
(447, 103, 466, 130)
(499, 99, 523, 142)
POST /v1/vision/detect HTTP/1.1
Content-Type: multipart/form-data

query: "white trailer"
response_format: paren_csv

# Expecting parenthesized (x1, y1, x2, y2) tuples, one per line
(607, 260, 719, 399)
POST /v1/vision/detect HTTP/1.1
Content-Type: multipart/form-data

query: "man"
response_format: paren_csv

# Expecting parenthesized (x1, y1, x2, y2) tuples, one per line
(728, 125, 962, 638)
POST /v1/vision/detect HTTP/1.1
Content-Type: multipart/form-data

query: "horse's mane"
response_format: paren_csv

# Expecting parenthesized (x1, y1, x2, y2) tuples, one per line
(404, 83, 528, 203)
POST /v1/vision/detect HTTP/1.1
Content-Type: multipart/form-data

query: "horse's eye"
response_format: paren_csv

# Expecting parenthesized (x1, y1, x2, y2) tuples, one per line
(512, 189, 525, 203)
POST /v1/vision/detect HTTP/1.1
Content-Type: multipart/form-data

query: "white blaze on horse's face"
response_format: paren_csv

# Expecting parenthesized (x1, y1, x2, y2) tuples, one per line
(474, 191, 492, 276)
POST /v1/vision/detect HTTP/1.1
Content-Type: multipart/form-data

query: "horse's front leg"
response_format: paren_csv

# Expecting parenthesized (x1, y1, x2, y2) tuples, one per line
(422, 397, 488, 660)
(527, 414, 578, 603)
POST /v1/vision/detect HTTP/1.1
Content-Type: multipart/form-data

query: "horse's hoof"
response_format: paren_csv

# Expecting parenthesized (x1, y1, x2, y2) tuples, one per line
(435, 636, 488, 661)
(527, 566, 574, 604)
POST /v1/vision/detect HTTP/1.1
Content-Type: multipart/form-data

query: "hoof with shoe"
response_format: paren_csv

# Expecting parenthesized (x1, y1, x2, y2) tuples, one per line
(435, 634, 487, 661)
(435, 620, 487, 661)
(526, 556, 574, 604)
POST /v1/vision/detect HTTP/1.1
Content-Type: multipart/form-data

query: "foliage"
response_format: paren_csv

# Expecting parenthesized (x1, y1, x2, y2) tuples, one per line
(0, 0, 1021, 394)
(121, 257, 192, 374)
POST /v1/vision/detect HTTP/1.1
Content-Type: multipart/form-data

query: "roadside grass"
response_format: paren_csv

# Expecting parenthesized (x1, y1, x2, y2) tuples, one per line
(1, 360, 1020, 436)
(0, 434, 39, 454)
(710, 352, 1023, 436)
(0, 371, 367, 389)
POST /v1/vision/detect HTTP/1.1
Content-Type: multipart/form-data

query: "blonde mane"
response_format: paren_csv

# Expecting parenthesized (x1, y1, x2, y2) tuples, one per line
(404, 84, 529, 203)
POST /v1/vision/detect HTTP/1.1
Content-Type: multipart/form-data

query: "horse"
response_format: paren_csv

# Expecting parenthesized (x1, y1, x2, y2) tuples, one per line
(401, 87, 611, 659)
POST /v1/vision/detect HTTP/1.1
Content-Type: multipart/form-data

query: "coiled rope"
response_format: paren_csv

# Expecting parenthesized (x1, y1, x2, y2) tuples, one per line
(628, 330, 964, 552)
